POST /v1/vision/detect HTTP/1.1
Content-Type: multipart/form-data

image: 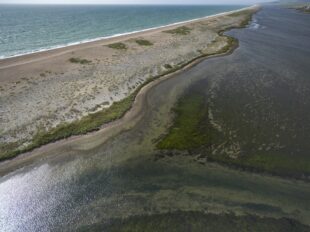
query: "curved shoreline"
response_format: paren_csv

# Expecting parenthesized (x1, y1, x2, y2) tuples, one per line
(0, 5, 260, 175)
(0, 36, 241, 176)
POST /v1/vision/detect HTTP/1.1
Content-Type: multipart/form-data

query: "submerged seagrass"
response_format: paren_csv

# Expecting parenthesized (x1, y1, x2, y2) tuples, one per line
(156, 6, 310, 179)
(157, 81, 310, 178)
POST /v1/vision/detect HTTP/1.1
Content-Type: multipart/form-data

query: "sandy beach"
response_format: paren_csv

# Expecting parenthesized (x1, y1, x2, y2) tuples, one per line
(0, 5, 259, 161)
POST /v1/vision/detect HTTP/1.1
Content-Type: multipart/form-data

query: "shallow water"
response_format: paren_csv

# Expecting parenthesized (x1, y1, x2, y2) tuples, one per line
(1, 5, 310, 232)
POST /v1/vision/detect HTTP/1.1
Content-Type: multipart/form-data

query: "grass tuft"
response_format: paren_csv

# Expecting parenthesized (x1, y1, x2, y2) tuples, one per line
(69, 57, 92, 64)
(107, 42, 127, 50)
(164, 64, 173, 69)
(135, 39, 153, 46)
(164, 26, 192, 35)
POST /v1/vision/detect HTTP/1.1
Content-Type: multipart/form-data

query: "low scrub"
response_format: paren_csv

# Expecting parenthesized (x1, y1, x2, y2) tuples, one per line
(164, 26, 192, 35)
(135, 39, 153, 46)
(69, 57, 92, 64)
(164, 64, 173, 69)
(107, 42, 127, 50)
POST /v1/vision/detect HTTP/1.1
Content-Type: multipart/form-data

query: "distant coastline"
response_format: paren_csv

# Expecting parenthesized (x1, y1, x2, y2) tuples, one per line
(0, 4, 249, 60)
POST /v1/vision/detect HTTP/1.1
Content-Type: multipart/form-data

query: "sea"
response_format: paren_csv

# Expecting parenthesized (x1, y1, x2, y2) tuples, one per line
(0, 4, 247, 59)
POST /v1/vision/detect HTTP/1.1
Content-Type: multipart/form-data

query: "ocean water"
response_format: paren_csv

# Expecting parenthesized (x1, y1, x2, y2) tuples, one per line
(0, 4, 246, 59)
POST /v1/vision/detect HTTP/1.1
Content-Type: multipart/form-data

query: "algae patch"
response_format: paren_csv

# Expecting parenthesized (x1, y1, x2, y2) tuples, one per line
(157, 93, 220, 150)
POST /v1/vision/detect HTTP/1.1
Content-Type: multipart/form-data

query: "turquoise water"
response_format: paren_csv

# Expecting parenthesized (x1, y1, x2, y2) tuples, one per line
(0, 4, 246, 59)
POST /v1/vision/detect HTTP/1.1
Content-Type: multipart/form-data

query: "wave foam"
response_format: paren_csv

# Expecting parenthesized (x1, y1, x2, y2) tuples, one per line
(0, 5, 253, 60)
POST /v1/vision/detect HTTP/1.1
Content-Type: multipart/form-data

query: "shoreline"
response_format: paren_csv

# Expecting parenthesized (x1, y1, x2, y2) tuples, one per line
(0, 40, 240, 177)
(0, 5, 252, 62)
(0, 5, 256, 70)
(0, 5, 260, 170)
(2, 6, 310, 231)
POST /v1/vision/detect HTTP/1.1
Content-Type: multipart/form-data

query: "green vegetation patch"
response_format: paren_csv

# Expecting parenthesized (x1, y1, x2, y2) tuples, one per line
(164, 64, 173, 69)
(107, 42, 127, 50)
(69, 57, 92, 64)
(157, 93, 220, 150)
(32, 97, 133, 146)
(229, 9, 253, 17)
(229, 9, 255, 28)
(3, 93, 135, 161)
(204, 36, 238, 56)
(77, 211, 310, 232)
(164, 26, 192, 35)
(135, 39, 153, 46)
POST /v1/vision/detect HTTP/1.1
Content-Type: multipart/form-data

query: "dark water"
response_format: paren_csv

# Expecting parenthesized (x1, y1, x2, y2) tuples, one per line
(0, 4, 245, 59)
(0, 5, 310, 232)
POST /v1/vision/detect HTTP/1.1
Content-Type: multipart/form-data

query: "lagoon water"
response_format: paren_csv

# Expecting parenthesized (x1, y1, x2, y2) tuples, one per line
(0, 4, 310, 232)
(0, 4, 245, 58)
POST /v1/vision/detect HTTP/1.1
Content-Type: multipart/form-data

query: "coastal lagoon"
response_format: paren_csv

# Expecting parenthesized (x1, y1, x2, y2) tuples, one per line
(0, 4, 310, 231)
